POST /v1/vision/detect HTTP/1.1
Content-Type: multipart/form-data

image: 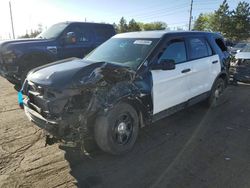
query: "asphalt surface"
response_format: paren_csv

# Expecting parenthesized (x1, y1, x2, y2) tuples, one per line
(0, 76, 249, 188)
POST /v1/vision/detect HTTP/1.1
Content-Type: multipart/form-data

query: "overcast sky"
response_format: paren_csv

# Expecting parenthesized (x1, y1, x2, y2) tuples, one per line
(0, 0, 242, 39)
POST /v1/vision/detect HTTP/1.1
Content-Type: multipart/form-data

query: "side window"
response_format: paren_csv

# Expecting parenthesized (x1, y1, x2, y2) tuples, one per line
(95, 27, 113, 42)
(189, 37, 209, 59)
(159, 40, 187, 64)
(215, 38, 227, 52)
(206, 41, 213, 56)
(67, 25, 91, 43)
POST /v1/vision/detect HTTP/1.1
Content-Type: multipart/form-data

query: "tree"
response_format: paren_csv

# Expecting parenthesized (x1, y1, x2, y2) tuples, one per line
(193, 13, 212, 31)
(210, 0, 232, 37)
(19, 29, 41, 38)
(118, 17, 128, 33)
(113, 22, 119, 33)
(231, 1, 250, 40)
(192, 0, 250, 41)
(142, 22, 167, 31)
(128, 19, 141, 32)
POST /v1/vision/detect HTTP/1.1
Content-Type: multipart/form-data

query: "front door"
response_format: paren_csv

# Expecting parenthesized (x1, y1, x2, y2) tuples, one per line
(151, 38, 191, 115)
(58, 24, 94, 59)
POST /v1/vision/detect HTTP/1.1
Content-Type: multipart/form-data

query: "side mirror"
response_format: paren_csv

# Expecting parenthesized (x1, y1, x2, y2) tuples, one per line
(65, 32, 76, 44)
(151, 59, 176, 70)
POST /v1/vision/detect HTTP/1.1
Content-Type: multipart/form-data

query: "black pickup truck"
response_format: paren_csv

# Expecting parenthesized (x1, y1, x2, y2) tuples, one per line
(0, 22, 115, 88)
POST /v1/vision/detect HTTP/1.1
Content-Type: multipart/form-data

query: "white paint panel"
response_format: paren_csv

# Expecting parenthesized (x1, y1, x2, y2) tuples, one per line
(186, 55, 220, 98)
(151, 63, 190, 114)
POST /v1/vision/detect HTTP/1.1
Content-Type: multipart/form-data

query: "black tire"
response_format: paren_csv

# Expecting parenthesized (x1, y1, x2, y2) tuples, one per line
(207, 78, 225, 107)
(94, 102, 139, 155)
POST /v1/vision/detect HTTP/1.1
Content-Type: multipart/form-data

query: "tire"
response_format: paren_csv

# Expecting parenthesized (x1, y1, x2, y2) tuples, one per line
(207, 78, 225, 107)
(94, 102, 139, 155)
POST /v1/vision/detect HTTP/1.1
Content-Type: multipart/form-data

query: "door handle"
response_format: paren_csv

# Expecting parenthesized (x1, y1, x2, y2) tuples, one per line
(212, 60, 218, 64)
(181, 68, 191, 73)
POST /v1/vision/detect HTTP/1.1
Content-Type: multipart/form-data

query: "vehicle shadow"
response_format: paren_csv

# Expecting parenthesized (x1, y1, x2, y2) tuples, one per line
(61, 101, 215, 188)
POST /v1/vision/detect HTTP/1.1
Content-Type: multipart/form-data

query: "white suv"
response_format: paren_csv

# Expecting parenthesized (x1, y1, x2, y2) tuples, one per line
(22, 31, 230, 154)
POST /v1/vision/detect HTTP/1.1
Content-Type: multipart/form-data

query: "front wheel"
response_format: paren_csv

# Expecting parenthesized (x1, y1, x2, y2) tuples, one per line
(94, 102, 139, 155)
(207, 78, 225, 107)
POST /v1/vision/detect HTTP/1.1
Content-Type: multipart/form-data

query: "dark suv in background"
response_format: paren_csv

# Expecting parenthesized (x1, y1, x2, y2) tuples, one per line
(0, 22, 115, 88)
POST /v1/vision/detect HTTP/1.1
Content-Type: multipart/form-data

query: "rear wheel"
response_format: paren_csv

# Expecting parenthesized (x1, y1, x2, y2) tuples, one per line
(207, 78, 225, 107)
(94, 102, 139, 155)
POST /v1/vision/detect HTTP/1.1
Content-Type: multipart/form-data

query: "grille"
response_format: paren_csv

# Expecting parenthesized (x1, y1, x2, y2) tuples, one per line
(27, 82, 49, 115)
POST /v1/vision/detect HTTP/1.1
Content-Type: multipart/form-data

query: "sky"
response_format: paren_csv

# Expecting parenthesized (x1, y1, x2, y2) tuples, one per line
(0, 0, 243, 39)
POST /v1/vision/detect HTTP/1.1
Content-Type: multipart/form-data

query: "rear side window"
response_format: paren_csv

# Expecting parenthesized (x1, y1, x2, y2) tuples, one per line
(159, 40, 187, 64)
(215, 38, 227, 52)
(188, 37, 210, 59)
(95, 26, 114, 42)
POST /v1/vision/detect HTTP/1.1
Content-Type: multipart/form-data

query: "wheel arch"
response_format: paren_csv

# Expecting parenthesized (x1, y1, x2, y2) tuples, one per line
(116, 96, 152, 128)
(216, 71, 229, 87)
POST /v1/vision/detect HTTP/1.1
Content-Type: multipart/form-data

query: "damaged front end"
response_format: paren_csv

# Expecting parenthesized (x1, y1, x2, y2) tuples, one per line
(22, 62, 141, 149)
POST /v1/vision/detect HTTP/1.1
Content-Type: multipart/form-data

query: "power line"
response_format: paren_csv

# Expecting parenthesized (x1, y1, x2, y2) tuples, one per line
(129, 5, 188, 18)
(132, 7, 189, 20)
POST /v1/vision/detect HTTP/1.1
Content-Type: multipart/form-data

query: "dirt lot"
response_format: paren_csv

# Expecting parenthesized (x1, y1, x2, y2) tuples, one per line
(0, 76, 250, 188)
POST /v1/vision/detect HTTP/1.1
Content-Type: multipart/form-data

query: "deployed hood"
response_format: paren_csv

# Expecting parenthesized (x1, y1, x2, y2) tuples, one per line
(27, 58, 135, 89)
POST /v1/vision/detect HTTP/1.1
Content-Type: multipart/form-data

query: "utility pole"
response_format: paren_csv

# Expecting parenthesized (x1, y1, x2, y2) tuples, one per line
(188, 0, 193, 31)
(9, 1, 15, 39)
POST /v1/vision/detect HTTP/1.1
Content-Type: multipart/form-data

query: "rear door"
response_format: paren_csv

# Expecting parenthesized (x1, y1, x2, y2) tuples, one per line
(186, 36, 220, 98)
(151, 38, 191, 114)
(93, 25, 115, 47)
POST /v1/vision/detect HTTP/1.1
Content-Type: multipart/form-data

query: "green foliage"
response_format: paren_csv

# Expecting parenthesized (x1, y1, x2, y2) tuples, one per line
(210, 0, 232, 38)
(193, 13, 213, 31)
(128, 19, 141, 32)
(19, 30, 41, 38)
(118, 17, 128, 33)
(193, 0, 250, 41)
(117, 18, 167, 33)
(231, 1, 250, 40)
(143, 22, 167, 31)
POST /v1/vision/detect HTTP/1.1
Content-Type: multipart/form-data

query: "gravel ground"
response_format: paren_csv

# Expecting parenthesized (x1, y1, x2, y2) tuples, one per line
(0, 76, 249, 188)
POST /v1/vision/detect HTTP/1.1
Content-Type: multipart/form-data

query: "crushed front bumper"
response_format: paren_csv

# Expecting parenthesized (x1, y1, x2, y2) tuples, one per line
(23, 98, 60, 137)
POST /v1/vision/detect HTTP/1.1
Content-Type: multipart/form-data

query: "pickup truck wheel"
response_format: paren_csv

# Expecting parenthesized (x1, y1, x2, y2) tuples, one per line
(207, 78, 225, 107)
(94, 103, 139, 155)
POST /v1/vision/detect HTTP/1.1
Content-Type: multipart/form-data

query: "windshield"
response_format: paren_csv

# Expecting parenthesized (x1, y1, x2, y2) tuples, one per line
(36, 23, 69, 39)
(84, 38, 159, 70)
(241, 44, 250, 52)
